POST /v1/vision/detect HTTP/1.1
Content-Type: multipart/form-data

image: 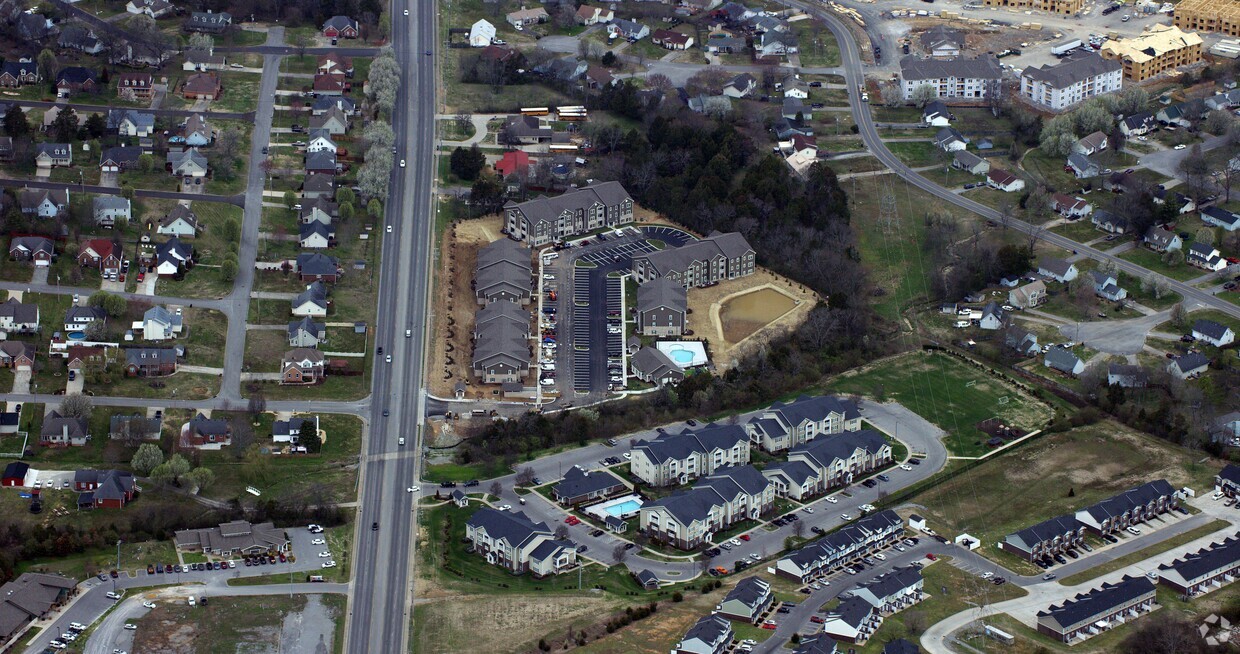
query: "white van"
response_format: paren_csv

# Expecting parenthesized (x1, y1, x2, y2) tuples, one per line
(188, 596, 196, 606)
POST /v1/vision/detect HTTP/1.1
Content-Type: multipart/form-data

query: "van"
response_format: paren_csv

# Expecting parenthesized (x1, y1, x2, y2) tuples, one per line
(308, 575, 325, 582)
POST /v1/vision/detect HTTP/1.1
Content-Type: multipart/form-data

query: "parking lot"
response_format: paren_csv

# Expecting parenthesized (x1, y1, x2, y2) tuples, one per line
(544, 226, 694, 397)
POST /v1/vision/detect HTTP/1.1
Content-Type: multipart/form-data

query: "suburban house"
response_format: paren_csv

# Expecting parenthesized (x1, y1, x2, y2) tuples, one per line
(609, 19, 650, 42)
(465, 508, 577, 576)
(706, 35, 746, 54)
(674, 614, 733, 654)
(1066, 153, 1101, 179)
(1192, 319, 1235, 347)
(183, 114, 214, 146)
(55, 67, 99, 96)
(471, 299, 530, 384)
(41, 411, 89, 447)
(0, 60, 40, 87)
(631, 232, 754, 288)
(107, 109, 155, 137)
(1004, 327, 1040, 357)
(952, 150, 989, 175)
(468, 19, 496, 47)
(1168, 352, 1210, 379)
(322, 15, 359, 39)
(933, 127, 967, 152)
(0, 298, 39, 335)
(1002, 514, 1085, 562)
(152, 237, 194, 276)
(922, 100, 952, 126)
(19, 189, 69, 218)
(1020, 52, 1123, 112)
(919, 25, 963, 58)
(1071, 130, 1109, 156)
(630, 347, 685, 386)
(899, 55, 1003, 100)
(1036, 576, 1157, 643)
(979, 302, 1006, 330)
(1157, 533, 1240, 597)
(574, 4, 613, 25)
(1045, 348, 1085, 377)
(1187, 242, 1227, 271)
(182, 72, 221, 100)
(1052, 193, 1092, 218)
(986, 168, 1025, 192)
(64, 306, 106, 332)
(35, 143, 72, 169)
(504, 182, 633, 246)
(0, 573, 78, 646)
(1074, 480, 1179, 536)
(108, 414, 161, 441)
(296, 253, 341, 283)
(292, 282, 329, 317)
(782, 76, 810, 99)
(273, 415, 318, 444)
(181, 413, 232, 449)
(0, 341, 35, 369)
(312, 72, 348, 96)
(287, 316, 327, 348)
(1, 462, 29, 485)
(77, 238, 122, 277)
(305, 130, 337, 154)
(299, 222, 334, 249)
(1038, 258, 1078, 283)
(9, 237, 54, 265)
(653, 29, 694, 50)
(722, 73, 756, 98)
(1217, 465, 1240, 498)
(636, 277, 687, 336)
(474, 238, 533, 305)
(744, 395, 862, 453)
(775, 510, 903, 583)
(302, 174, 336, 200)
(141, 305, 183, 341)
(305, 149, 339, 174)
(1107, 364, 1149, 388)
(157, 205, 199, 237)
(185, 11, 232, 33)
(124, 347, 178, 377)
(631, 423, 750, 487)
(73, 469, 136, 508)
(281, 348, 326, 385)
(506, 6, 548, 28)
(1089, 271, 1127, 301)
(116, 72, 153, 100)
(126, 0, 172, 17)
(167, 148, 209, 177)
(1143, 227, 1182, 252)
(786, 429, 892, 489)
(1202, 206, 1240, 232)
(99, 146, 143, 172)
(550, 466, 627, 506)
(716, 577, 774, 624)
(639, 465, 774, 549)
(174, 521, 289, 557)
(1119, 111, 1155, 136)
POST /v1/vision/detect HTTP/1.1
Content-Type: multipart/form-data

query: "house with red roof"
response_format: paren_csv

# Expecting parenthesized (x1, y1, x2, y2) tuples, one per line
(77, 238, 121, 277)
(495, 150, 530, 179)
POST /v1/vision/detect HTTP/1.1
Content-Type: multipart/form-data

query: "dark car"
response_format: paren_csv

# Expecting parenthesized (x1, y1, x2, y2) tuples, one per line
(862, 479, 878, 488)
(686, 419, 698, 426)
(877, 474, 890, 482)
(777, 607, 791, 614)
(1053, 554, 1068, 564)
(440, 481, 457, 488)
(624, 543, 635, 550)
(465, 480, 480, 487)
(147, 565, 154, 574)
(811, 526, 825, 535)
(1066, 549, 1079, 559)
(576, 545, 588, 553)
(372, 522, 379, 531)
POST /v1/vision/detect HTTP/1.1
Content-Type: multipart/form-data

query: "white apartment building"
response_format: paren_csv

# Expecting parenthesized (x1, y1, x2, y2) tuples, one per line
(899, 55, 1003, 100)
(1020, 52, 1123, 111)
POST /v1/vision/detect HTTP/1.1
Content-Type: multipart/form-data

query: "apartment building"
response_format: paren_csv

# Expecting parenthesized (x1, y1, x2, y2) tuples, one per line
(716, 577, 774, 623)
(787, 430, 893, 489)
(899, 55, 1003, 100)
(504, 182, 634, 246)
(639, 465, 774, 549)
(1020, 52, 1122, 112)
(744, 395, 862, 453)
(1073, 480, 1178, 536)
(1174, 0, 1240, 38)
(851, 566, 925, 614)
(1037, 576, 1157, 643)
(981, 0, 1084, 15)
(775, 510, 904, 583)
(465, 508, 578, 576)
(1001, 514, 1086, 562)
(1158, 532, 1240, 597)
(630, 232, 755, 289)
(630, 424, 750, 487)
(1100, 25, 1204, 82)
(675, 615, 733, 654)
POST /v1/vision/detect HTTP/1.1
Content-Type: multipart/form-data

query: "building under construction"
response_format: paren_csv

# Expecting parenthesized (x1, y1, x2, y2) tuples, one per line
(981, 0, 1084, 16)
(1175, 0, 1240, 38)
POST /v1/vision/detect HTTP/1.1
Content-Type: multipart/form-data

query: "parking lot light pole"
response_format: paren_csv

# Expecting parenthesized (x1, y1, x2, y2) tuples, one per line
(114, 539, 122, 591)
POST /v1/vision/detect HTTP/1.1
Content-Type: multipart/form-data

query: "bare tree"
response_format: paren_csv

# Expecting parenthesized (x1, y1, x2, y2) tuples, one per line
(515, 466, 536, 486)
(247, 390, 266, 420)
(229, 417, 254, 460)
(489, 481, 503, 497)
(1025, 222, 1047, 254)
(612, 543, 629, 565)
(60, 393, 93, 421)
(454, 112, 472, 135)
(554, 524, 569, 540)
(792, 519, 806, 539)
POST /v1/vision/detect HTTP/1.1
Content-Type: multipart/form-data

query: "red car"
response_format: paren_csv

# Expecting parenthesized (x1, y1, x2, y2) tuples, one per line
(926, 553, 937, 561)
(1228, 257, 1240, 265)
(137, 272, 145, 282)
(810, 616, 825, 624)
(740, 534, 751, 541)
(761, 623, 777, 630)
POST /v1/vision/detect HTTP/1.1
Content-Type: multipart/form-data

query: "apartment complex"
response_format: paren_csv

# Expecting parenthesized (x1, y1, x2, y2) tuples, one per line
(630, 424, 750, 487)
(1174, 0, 1240, 38)
(981, 0, 1084, 15)
(1020, 52, 1122, 112)
(786, 430, 893, 490)
(898, 55, 1003, 100)
(1100, 25, 1204, 82)
(776, 510, 904, 583)
(1037, 576, 1157, 643)
(744, 394, 862, 453)
(465, 508, 578, 576)
(639, 465, 775, 549)
(503, 182, 634, 246)
(1157, 532, 1240, 597)
(630, 231, 755, 289)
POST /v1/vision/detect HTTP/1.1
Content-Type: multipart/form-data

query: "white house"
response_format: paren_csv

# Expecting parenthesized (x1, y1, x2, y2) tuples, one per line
(1038, 257, 1078, 283)
(1202, 206, 1240, 232)
(979, 302, 1006, 330)
(469, 19, 496, 47)
(157, 205, 199, 237)
(675, 615, 733, 654)
(140, 305, 183, 341)
(1090, 271, 1127, 302)
(1193, 319, 1235, 348)
(986, 168, 1026, 193)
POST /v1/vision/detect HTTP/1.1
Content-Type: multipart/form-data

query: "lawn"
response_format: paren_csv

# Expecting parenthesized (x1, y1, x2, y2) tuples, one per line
(129, 594, 344, 654)
(249, 373, 370, 402)
(824, 155, 887, 176)
(827, 351, 1054, 457)
(1119, 245, 1204, 282)
(214, 74, 263, 113)
(1158, 309, 1240, 347)
(18, 540, 177, 579)
(885, 140, 946, 167)
(244, 329, 290, 371)
(104, 370, 221, 400)
(845, 557, 1027, 653)
(908, 420, 1223, 572)
(1050, 220, 1105, 244)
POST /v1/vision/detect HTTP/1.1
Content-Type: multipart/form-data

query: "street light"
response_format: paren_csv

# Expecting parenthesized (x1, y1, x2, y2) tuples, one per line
(113, 539, 123, 591)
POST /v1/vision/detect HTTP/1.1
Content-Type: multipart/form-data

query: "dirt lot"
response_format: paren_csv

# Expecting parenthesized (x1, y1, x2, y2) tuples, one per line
(414, 594, 626, 654)
(131, 593, 343, 654)
(905, 19, 1054, 57)
(690, 269, 820, 371)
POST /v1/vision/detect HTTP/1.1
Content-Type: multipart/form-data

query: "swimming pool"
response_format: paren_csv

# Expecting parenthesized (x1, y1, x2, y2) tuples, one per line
(667, 349, 696, 365)
(656, 341, 709, 368)
(605, 499, 642, 517)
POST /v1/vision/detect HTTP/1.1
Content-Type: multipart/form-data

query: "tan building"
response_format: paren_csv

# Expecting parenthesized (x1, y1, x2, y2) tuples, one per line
(1100, 25, 1204, 82)
(982, 0, 1083, 16)
(1175, 0, 1240, 38)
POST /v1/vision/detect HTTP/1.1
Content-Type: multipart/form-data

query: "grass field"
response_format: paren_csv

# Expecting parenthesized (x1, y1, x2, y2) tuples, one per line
(18, 540, 176, 579)
(908, 421, 1222, 571)
(1119, 246, 1203, 282)
(827, 351, 1054, 456)
(795, 22, 841, 67)
(1050, 220, 1105, 244)
(130, 593, 344, 653)
(885, 141, 947, 167)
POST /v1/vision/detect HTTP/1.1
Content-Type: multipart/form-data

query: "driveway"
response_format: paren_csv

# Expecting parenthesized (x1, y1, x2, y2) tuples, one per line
(10, 368, 31, 397)
(1057, 309, 1173, 355)
(65, 371, 84, 395)
(538, 35, 583, 54)
(99, 171, 119, 188)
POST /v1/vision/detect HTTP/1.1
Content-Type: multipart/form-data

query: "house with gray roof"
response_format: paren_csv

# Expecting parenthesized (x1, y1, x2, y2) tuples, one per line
(465, 507, 577, 576)
(744, 395, 861, 453)
(124, 347, 178, 377)
(899, 55, 1002, 100)
(64, 306, 105, 332)
(1202, 206, 1240, 232)
(299, 221, 334, 249)
(288, 316, 327, 347)
(551, 466, 627, 506)
(675, 614, 733, 654)
(1036, 576, 1156, 643)
(979, 301, 1006, 330)
(93, 195, 131, 227)
(1158, 532, 1240, 597)
(1074, 480, 1177, 536)
(639, 465, 773, 549)
(106, 109, 155, 137)
(175, 520, 288, 557)
(919, 25, 963, 58)
(292, 282, 329, 317)
(142, 305, 183, 341)
(631, 424, 750, 487)
(0, 573, 77, 645)
(1119, 111, 1155, 137)
(796, 635, 841, 654)
(717, 577, 773, 623)
(632, 232, 754, 288)
(852, 566, 924, 614)
(630, 347, 685, 387)
(472, 301, 531, 384)
(108, 414, 161, 441)
(1187, 242, 1227, 272)
(475, 239, 532, 305)
(1044, 347, 1084, 377)
(636, 277, 687, 336)
(781, 97, 811, 120)
(1143, 226, 1181, 252)
(933, 127, 967, 152)
(1066, 152, 1100, 178)
(1038, 257, 1078, 283)
(1107, 364, 1148, 388)
(504, 182, 633, 246)
(722, 73, 756, 98)
(296, 253, 340, 282)
(1168, 352, 1210, 379)
(952, 150, 989, 175)
(1004, 327, 1040, 357)
(167, 148, 208, 177)
(158, 204, 199, 237)
(1192, 319, 1234, 347)
(273, 416, 317, 444)
(40, 410, 89, 447)
(787, 429, 892, 488)
(1090, 271, 1127, 302)
(0, 298, 39, 335)
(185, 10, 231, 33)
(18, 189, 68, 219)
(820, 595, 878, 643)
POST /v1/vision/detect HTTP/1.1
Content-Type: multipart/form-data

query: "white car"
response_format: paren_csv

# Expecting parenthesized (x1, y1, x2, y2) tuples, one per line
(322, 561, 337, 568)
(49, 642, 66, 650)
(398, 437, 406, 446)
(825, 496, 838, 503)
(307, 524, 323, 532)
(143, 601, 156, 609)
(840, 514, 852, 521)
(874, 552, 886, 561)
(900, 464, 912, 471)
(804, 507, 814, 514)
(982, 571, 994, 579)
(318, 551, 333, 558)
(311, 538, 325, 545)
(106, 591, 122, 600)
(124, 623, 137, 630)
(729, 538, 742, 546)
(894, 544, 906, 552)
(622, 452, 631, 459)
(1174, 144, 1187, 150)
(403, 8, 408, 15)
(386, 225, 392, 233)
(1126, 526, 1142, 535)
(385, 355, 392, 363)
(499, 504, 512, 511)
(407, 486, 419, 493)
(400, 159, 407, 167)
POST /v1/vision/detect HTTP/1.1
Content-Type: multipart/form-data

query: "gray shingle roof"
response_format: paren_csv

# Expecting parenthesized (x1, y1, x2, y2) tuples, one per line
(789, 429, 887, 470)
(1037, 576, 1154, 631)
(552, 466, 625, 499)
(630, 346, 682, 380)
(1044, 347, 1082, 374)
(723, 577, 771, 610)
(0, 298, 37, 325)
(1193, 319, 1231, 341)
(1171, 352, 1210, 374)
(1005, 514, 1081, 552)
(900, 55, 1002, 81)
(1079, 480, 1175, 524)
(296, 253, 339, 276)
(467, 507, 549, 549)
(294, 282, 328, 309)
(637, 277, 687, 314)
(1022, 52, 1120, 89)
(635, 423, 746, 465)
(635, 232, 753, 279)
(1158, 532, 1240, 586)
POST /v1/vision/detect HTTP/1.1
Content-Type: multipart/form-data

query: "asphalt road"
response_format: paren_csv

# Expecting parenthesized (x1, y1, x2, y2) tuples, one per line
(342, 0, 436, 651)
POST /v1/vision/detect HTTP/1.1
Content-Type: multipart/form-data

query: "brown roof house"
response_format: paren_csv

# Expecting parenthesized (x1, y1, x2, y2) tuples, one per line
(0, 573, 78, 646)
(182, 72, 221, 100)
(0, 341, 35, 370)
(175, 520, 289, 557)
(281, 348, 326, 385)
(116, 72, 153, 100)
(123, 346, 178, 377)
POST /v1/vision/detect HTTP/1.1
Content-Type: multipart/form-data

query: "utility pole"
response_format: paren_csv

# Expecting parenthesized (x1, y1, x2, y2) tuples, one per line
(114, 539, 122, 591)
